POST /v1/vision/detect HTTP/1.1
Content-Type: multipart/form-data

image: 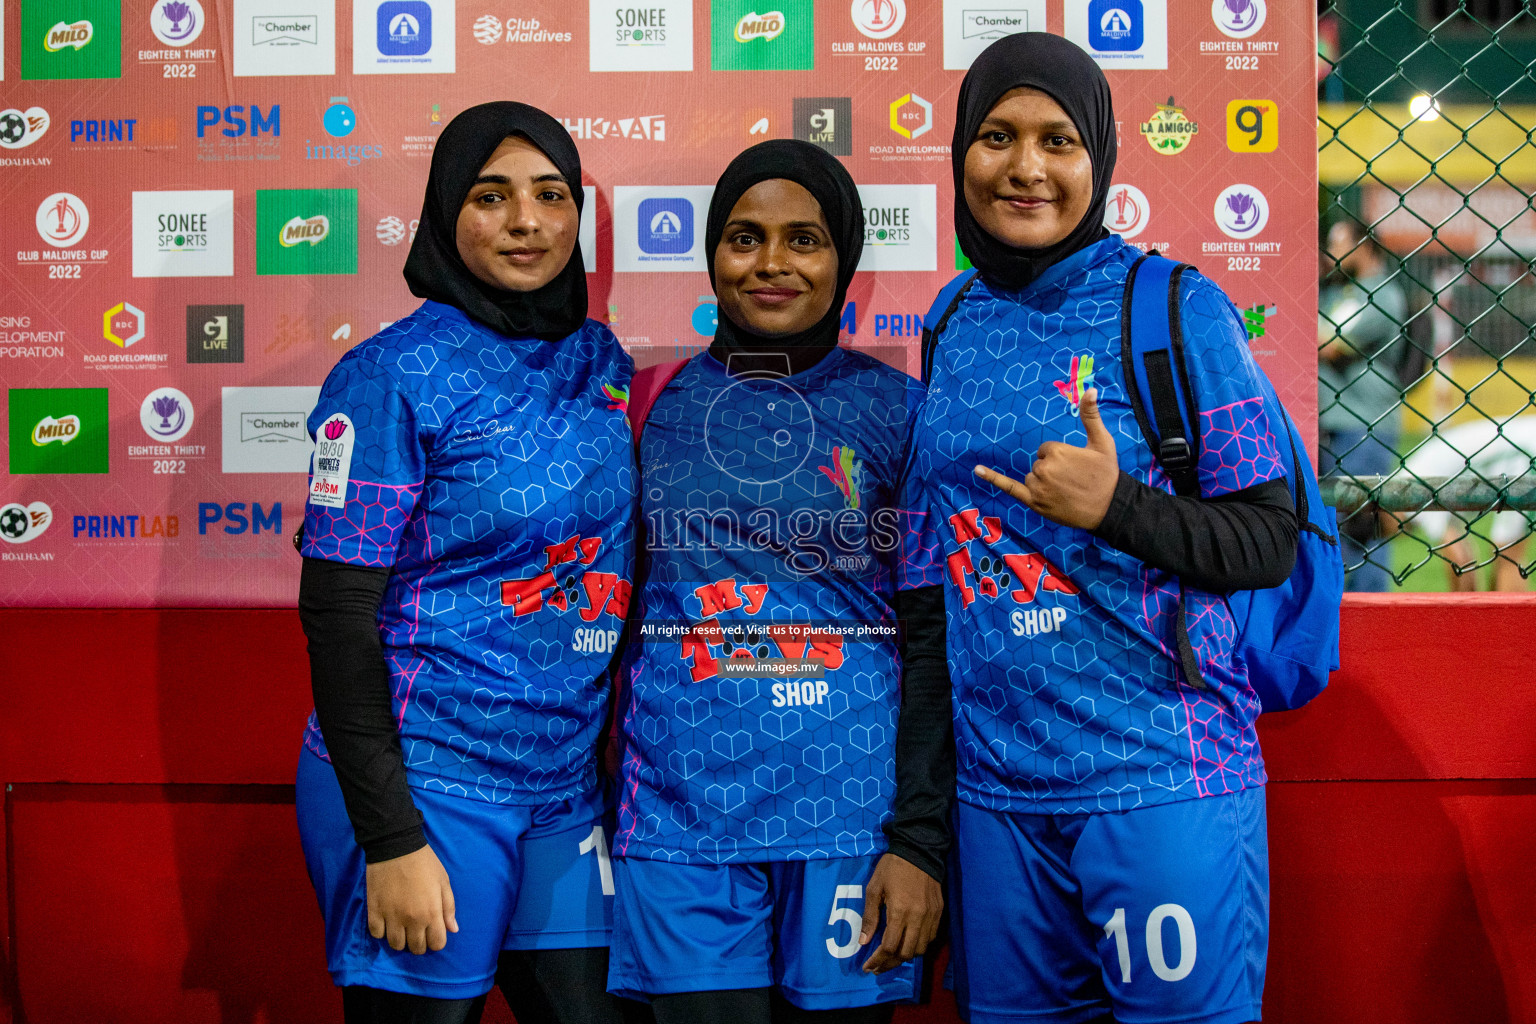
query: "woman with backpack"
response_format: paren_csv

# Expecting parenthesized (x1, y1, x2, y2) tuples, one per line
(605, 139, 953, 1024)
(897, 33, 1303, 1024)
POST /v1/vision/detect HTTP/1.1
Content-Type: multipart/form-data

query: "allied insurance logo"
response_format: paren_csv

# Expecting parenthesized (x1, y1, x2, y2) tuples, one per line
(1140, 97, 1198, 155)
(35, 193, 90, 248)
(638, 198, 692, 255)
(355, 0, 455, 74)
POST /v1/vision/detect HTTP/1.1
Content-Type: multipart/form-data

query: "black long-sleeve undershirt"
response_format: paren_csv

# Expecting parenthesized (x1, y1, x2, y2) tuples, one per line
(883, 585, 955, 883)
(297, 556, 426, 864)
(1091, 474, 1299, 592)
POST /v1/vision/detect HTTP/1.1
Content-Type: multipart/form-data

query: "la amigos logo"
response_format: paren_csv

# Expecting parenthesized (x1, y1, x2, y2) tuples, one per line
(35, 193, 90, 248)
(1103, 184, 1148, 239)
(280, 214, 330, 247)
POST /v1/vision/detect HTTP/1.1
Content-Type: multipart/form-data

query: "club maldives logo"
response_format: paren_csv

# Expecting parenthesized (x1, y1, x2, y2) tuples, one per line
(1103, 183, 1148, 239)
(0, 502, 53, 544)
(736, 10, 785, 40)
(32, 414, 81, 446)
(280, 214, 330, 246)
(1053, 354, 1095, 415)
(375, 216, 417, 245)
(35, 193, 90, 248)
(140, 387, 195, 442)
(1140, 97, 1198, 154)
(44, 20, 94, 51)
(852, 0, 904, 39)
(1214, 184, 1269, 239)
(1212, 0, 1265, 38)
(818, 446, 864, 510)
(602, 382, 629, 414)
(151, 0, 205, 46)
(0, 108, 51, 149)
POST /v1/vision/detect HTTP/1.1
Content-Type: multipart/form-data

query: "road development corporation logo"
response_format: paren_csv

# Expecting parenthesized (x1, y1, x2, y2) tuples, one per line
(890, 93, 932, 139)
(0, 502, 53, 544)
(1214, 183, 1269, 239)
(8, 387, 110, 475)
(1212, 0, 1264, 39)
(235, 0, 335, 76)
(188, 305, 245, 362)
(1104, 183, 1149, 238)
(794, 97, 851, 156)
(256, 189, 358, 275)
(151, 0, 205, 46)
(24, 0, 122, 79)
(943, 1, 1043, 69)
(0, 108, 51, 149)
(852, 0, 905, 39)
(36, 193, 90, 248)
(132, 190, 235, 277)
(710, 0, 811, 70)
(614, 186, 713, 272)
(103, 302, 146, 348)
(590, 0, 693, 72)
(222, 386, 322, 472)
(857, 184, 936, 272)
(1064, 0, 1166, 69)
(1140, 97, 1198, 155)
(140, 387, 195, 443)
(309, 413, 356, 508)
(354, 0, 454, 74)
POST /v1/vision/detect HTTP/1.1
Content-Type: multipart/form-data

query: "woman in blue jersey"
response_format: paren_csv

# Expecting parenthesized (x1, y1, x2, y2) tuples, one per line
(295, 102, 642, 1024)
(606, 140, 952, 1024)
(899, 33, 1299, 1024)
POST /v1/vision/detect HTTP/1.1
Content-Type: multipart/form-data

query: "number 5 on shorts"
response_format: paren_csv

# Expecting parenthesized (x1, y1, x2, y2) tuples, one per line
(825, 884, 863, 959)
(1102, 905, 1197, 983)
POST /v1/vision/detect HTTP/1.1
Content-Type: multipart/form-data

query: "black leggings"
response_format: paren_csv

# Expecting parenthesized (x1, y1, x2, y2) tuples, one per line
(649, 988, 896, 1024)
(342, 946, 653, 1024)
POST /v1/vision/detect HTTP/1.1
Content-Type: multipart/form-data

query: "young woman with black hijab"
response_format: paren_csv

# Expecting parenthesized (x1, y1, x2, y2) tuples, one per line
(898, 33, 1298, 1024)
(605, 139, 953, 1023)
(294, 102, 644, 1024)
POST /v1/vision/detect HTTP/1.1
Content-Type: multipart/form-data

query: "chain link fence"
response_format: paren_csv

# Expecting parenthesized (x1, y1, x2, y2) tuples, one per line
(1317, 0, 1536, 591)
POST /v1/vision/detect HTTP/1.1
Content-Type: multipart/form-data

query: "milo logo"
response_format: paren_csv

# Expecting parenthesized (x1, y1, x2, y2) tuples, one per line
(32, 414, 81, 446)
(735, 10, 784, 42)
(280, 214, 330, 247)
(44, 20, 93, 51)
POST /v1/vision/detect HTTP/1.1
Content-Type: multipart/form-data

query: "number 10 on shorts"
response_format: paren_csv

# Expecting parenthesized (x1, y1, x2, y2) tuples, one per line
(1103, 905, 1197, 983)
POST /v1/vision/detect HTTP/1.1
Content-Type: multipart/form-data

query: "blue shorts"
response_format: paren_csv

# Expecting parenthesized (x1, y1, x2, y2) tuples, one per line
(608, 856, 921, 1010)
(296, 750, 614, 999)
(950, 788, 1268, 1024)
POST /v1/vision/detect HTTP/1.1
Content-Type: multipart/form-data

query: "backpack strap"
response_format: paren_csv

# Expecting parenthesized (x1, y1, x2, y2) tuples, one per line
(920, 269, 979, 383)
(1121, 253, 1208, 691)
(627, 357, 689, 451)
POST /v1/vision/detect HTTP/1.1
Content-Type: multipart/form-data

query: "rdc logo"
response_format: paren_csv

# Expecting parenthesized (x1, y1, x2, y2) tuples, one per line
(638, 197, 693, 255)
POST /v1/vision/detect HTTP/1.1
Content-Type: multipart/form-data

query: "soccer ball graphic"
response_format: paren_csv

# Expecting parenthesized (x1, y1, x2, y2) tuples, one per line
(0, 112, 25, 145)
(0, 506, 28, 540)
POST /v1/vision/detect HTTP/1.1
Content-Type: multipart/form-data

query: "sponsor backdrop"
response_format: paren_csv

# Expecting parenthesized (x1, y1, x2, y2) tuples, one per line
(0, 0, 1314, 605)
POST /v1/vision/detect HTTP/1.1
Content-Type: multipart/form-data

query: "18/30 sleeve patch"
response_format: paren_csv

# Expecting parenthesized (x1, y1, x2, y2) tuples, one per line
(309, 412, 356, 509)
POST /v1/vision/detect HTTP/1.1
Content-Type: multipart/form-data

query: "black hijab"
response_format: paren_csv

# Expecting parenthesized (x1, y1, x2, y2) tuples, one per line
(705, 139, 864, 378)
(952, 32, 1118, 291)
(404, 101, 588, 340)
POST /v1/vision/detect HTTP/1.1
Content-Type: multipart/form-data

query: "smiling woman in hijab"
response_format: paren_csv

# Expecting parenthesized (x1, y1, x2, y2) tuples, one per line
(603, 139, 952, 1024)
(293, 102, 643, 1024)
(899, 32, 1299, 1024)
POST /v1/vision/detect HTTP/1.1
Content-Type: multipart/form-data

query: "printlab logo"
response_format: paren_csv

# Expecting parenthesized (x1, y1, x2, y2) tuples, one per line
(8, 387, 110, 475)
(1140, 97, 1198, 155)
(23, 0, 122, 79)
(1212, 0, 1264, 38)
(0, 502, 53, 544)
(1064, 0, 1166, 69)
(35, 193, 90, 248)
(1104, 183, 1149, 239)
(236, 0, 335, 77)
(639, 198, 693, 255)
(140, 387, 195, 443)
(1214, 184, 1269, 239)
(151, 0, 205, 47)
(104, 302, 146, 348)
(794, 97, 851, 156)
(590, 0, 693, 72)
(889, 93, 931, 139)
(256, 188, 358, 275)
(223, 386, 322, 473)
(943, 2, 1041, 70)
(710, 0, 812, 70)
(851, 0, 905, 39)
(132, 190, 235, 278)
(0, 108, 51, 149)
(187, 305, 245, 363)
(355, 0, 454, 73)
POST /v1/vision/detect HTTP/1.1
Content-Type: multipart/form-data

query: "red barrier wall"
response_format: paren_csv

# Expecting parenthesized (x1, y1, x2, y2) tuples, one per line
(3, 594, 1534, 1023)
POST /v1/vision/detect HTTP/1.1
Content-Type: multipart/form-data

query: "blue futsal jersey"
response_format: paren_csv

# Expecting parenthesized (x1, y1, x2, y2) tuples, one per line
(902, 237, 1286, 816)
(615, 348, 919, 864)
(300, 300, 636, 805)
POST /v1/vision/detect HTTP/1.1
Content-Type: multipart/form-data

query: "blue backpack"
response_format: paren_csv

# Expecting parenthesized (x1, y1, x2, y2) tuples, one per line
(921, 256, 1342, 712)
